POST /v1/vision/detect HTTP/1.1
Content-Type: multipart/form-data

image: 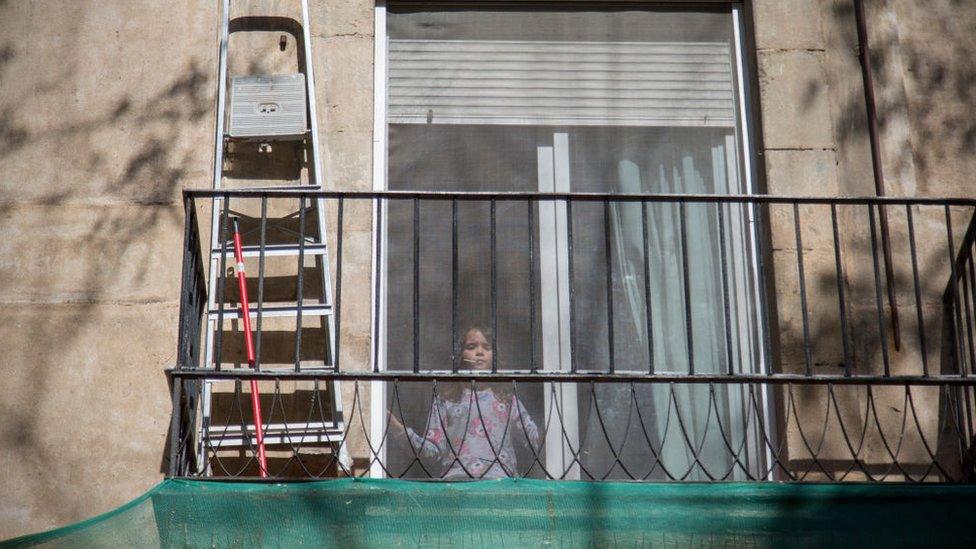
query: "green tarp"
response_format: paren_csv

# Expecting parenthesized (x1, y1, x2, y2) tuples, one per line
(6, 479, 976, 547)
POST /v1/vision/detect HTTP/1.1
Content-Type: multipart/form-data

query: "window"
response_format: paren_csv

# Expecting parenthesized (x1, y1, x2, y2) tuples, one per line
(372, 1, 770, 480)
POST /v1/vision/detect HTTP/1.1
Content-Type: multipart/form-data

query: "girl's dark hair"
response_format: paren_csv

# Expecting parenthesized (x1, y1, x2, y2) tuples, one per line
(439, 326, 513, 402)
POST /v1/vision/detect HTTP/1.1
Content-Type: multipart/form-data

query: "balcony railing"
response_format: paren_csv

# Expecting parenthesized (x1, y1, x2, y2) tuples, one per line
(168, 189, 976, 482)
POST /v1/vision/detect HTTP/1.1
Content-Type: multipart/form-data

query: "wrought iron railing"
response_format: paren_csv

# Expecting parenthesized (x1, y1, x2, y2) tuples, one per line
(946, 207, 976, 378)
(168, 189, 976, 482)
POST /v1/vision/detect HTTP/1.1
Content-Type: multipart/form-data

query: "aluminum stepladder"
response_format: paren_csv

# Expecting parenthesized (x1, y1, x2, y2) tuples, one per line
(198, 0, 348, 475)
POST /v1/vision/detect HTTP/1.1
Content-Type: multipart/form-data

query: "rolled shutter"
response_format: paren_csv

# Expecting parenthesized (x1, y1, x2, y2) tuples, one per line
(388, 39, 735, 127)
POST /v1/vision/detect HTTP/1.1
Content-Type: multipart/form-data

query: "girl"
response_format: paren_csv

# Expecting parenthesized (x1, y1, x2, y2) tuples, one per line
(390, 327, 541, 479)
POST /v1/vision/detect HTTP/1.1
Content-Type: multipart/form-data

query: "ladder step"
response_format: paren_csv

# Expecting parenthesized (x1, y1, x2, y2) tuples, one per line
(212, 243, 327, 258)
(209, 422, 344, 435)
(209, 303, 333, 321)
(207, 422, 344, 448)
(245, 184, 321, 191)
(223, 129, 311, 143)
(212, 185, 323, 198)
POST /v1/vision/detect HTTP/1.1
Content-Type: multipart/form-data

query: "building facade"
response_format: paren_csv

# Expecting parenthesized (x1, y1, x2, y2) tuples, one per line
(1, 0, 975, 539)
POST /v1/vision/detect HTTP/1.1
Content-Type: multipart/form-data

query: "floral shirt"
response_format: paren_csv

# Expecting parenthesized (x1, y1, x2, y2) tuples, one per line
(405, 388, 541, 479)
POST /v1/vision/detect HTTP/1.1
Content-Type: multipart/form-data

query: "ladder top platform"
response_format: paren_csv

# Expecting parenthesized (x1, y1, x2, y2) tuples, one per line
(228, 74, 308, 140)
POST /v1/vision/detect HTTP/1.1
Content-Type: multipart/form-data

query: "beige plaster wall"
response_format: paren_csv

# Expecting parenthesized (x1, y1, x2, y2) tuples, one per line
(0, 1, 213, 538)
(0, 0, 973, 539)
(0, 0, 374, 539)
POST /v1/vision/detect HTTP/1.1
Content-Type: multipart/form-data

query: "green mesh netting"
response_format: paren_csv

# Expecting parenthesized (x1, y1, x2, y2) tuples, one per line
(6, 479, 976, 547)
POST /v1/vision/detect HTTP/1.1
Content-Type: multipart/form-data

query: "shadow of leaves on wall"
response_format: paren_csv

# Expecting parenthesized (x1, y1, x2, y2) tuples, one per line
(0, 43, 212, 525)
(828, 1, 976, 187)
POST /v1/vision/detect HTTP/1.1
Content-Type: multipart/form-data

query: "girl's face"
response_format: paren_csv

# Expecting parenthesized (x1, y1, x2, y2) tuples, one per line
(461, 329, 492, 371)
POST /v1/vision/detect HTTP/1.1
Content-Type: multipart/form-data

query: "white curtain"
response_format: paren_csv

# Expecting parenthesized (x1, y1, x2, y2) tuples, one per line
(574, 137, 749, 480)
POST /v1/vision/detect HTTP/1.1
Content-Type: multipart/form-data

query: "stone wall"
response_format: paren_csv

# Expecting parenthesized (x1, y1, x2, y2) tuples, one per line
(754, 0, 975, 477)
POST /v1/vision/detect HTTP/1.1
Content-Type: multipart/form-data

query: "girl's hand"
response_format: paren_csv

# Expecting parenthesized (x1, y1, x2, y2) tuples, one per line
(387, 413, 406, 436)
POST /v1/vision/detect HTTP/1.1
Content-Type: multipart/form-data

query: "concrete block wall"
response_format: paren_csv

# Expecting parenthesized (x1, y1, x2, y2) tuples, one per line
(1, 0, 974, 538)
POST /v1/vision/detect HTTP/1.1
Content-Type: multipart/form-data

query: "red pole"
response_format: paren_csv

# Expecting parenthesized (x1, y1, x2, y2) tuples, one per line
(232, 217, 268, 477)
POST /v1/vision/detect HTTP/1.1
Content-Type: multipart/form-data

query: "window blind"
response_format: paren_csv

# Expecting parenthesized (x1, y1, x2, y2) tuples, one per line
(388, 39, 736, 127)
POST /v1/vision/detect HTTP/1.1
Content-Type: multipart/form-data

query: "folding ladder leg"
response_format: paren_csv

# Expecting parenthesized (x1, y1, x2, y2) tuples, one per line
(301, 0, 350, 470)
(198, 380, 213, 475)
(202, 0, 231, 372)
(313, 196, 350, 470)
(300, 0, 324, 191)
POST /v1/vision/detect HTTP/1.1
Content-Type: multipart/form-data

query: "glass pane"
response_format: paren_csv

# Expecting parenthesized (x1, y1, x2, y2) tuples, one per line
(383, 3, 762, 480)
(384, 125, 547, 478)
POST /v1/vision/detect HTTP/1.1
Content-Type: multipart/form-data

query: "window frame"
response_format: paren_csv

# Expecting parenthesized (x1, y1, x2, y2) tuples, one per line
(369, 0, 775, 480)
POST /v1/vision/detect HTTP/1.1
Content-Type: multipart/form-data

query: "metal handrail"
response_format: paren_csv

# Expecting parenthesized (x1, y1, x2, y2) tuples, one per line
(184, 188, 976, 206)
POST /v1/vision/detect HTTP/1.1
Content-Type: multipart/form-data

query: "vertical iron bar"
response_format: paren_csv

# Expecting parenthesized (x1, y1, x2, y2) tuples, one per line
(717, 202, 735, 375)
(880, 215, 902, 349)
(754, 202, 774, 375)
(294, 196, 308, 372)
(831, 204, 853, 376)
(905, 205, 927, 375)
(946, 205, 968, 376)
(167, 377, 183, 476)
(950, 213, 976, 441)
(956, 231, 976, 440)
(372, 198, 383, 373)
(178, 195, 195, 369)
(868, 204, 891, 376)
(413, 198, 420, 374)
(196, 259, 205, 366)
(567, 199, 577, 372)
(452, 199, 459, 373)
(794, 203, 813, 376)
(189, 204, 204, 369)
(641, 200, 655, 375)
(490, 198, 498, 374)
(968, 249, 976, 334)
(214, 195, 231, 371)
(255, 195, 268, 371)
(970, 235, 976, 314)
(962, 255, 976, 375)
(965, 385, 976, 451)
(679, 201, 694, 374)
(603, 200, 615, 374)
(334, 197, 344, 372)
(966, 253, 976, 368)
(528, 199, 537, 373)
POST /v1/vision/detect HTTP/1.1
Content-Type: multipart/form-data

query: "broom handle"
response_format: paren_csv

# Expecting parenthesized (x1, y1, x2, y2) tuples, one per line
(232, 218, 268, 477)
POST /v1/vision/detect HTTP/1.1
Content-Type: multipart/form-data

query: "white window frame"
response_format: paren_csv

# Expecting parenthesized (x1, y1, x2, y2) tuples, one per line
(369, 0, 389, 478)
(369, 1, 774, 480)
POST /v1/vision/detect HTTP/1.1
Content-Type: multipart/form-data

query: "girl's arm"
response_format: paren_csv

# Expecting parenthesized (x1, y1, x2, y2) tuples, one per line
(404, 400, 449, 458)
(512, 396, 541, 448)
